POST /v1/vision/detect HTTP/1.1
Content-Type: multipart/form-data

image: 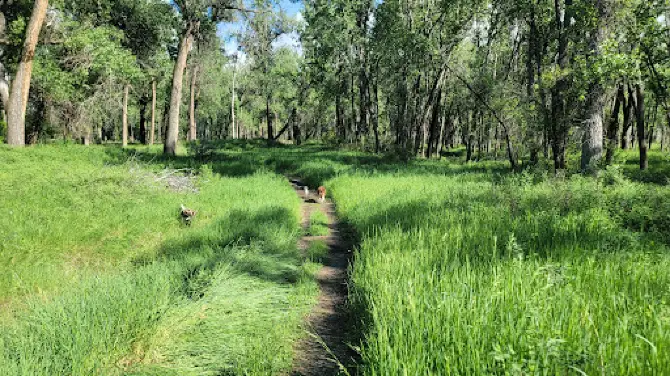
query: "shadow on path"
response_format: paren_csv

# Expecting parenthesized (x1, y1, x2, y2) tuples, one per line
(289, 178, 360, 376)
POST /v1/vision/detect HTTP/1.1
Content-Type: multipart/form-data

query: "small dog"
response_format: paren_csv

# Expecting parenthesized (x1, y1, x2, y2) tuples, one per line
(317, 186, 326, 202)
(180, 204, 197, 225)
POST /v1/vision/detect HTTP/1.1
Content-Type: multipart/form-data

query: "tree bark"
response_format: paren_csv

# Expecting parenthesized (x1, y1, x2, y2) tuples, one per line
(580, 82, 605, 173)
(580, 0, 610, 173)
(6, 0, 49, 146)
(266, 96, 273, 140)
(635, 83, 648, 170)
(426, 89, 442, 158)
(189, 64, 198, 141)
(150, 79, 156, 145)
(336, 92, 345, 142)
(0, 62, 9, 122)
(621, 84, 635, 149)
(549, 0, 573, 170)
(231, 64, 236, 139)
(371, 71, 380, 153)
(164, 22, 196, 155)
(605, 84, 624, 164)
(139, 95, 148, 145)
(122, 84, 129, 147)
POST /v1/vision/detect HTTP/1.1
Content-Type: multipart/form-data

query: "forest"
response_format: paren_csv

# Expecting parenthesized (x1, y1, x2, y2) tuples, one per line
(2, 0, 670, 375)
(2, 0, 670, 171)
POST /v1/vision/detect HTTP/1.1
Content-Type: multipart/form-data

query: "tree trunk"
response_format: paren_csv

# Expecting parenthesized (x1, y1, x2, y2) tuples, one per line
(426, 89, 442, 158)
(350, 73, 357, 142)
(580, 0, 610, 173)
(292, 108, 302, 145)
(465, 112, 473, 162)
(164, 22, 196, 155)
(648, 104, 657, 151)
(336, 92, 345, 142)
(0, 63, 9, 122)
(139, 95, 148, 145)
(6, 0, 49, 146)
(605, 84, 624, 164)
(266, 96, 273, 140)
(635, 83, 648, 170)
(371, 72, 380, 153)
(150, 79, 156, 145)
(189, 64, 198, 141)
(549, 0, 573, 170)
(580, 82, 605, 173)
(622, 84, 635, 149)
(359, 64, 370, 138)
(122, 84, 129, 148)
(231, 65, 236, 139)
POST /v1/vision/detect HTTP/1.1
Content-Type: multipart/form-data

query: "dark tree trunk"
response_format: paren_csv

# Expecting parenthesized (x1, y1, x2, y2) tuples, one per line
(336, 92, 345, 142)
(426, 89, 442, 159)
(189, 65, 199, 141)
(635, 84, 648, 170)
(139, 96, 148, 145)
(549, 0, 573, 170)
(371, 71, 380, 153)
(622, 84, 635, 149)
(266, 96, 273, 140)
(292, 108, 301, 145)
(465, 112, 473, 162)
(605, 84, 624, 164)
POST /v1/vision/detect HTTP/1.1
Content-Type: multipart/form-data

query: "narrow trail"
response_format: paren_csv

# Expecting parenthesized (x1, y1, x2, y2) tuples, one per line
(289, 178, 358, 376)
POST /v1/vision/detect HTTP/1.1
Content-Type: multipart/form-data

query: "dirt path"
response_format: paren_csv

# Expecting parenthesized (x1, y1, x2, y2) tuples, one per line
(289, 178, 358, 376)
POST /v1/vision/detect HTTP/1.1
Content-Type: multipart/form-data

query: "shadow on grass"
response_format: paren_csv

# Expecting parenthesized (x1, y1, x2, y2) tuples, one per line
(105, 141, 510, 190)
(132, 206, 307, 303)
(352, 195, 650, 265)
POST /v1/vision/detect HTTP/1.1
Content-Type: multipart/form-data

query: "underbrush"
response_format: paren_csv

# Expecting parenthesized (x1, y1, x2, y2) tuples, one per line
(0, 145, 318, 375)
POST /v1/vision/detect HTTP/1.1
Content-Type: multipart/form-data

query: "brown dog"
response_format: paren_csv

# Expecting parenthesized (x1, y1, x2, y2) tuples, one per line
(317, 186, 326, 202)
(180, 204, 197, 225)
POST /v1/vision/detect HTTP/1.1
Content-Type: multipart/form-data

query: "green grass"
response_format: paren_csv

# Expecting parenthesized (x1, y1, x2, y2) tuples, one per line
(305, 240, 329, 263)
(5, 140, 670, 375)
(328, 173, 670, 374)
(0, 144, 319, 375)
(305, 210, 330, 237)
(180, 141, 670, 374)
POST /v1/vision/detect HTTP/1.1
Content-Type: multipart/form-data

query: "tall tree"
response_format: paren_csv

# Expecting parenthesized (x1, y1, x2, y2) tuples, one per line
(164, 0, 238, 155)
(6, 0, 49, 146)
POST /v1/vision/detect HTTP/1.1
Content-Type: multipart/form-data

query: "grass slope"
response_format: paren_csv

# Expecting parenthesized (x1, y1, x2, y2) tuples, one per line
(0, 145, 318, 375)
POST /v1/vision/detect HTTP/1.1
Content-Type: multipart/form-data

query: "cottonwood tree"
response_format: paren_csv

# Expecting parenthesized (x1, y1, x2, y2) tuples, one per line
(4, 0, 49, 146)
(163, 0, 243, 155)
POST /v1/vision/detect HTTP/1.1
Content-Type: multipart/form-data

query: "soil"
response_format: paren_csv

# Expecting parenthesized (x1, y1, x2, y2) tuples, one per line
(289, 178, 358, 376)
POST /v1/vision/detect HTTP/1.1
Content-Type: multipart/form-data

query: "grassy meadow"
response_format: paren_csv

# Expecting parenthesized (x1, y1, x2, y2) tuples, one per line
(195, 142, 670, 374)
(0, 144, 320, 375)
(3, 141, 670, 375)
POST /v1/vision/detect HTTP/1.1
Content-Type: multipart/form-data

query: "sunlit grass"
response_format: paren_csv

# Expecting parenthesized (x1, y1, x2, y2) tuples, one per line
(328, 173, 670, 375)
(305, 210, 329, 237)
(5, 140, 670, 375)
(0, 144, 318, 375)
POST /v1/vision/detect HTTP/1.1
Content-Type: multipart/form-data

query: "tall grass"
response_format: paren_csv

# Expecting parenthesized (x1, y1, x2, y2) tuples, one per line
(0, 145, 318, 375)
(177, 142, 670, 373)
(328, 173, 670, 374)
